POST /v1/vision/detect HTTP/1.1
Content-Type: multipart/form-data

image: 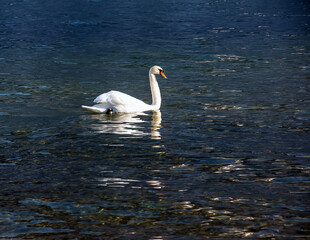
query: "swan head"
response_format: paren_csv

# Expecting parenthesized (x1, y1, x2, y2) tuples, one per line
(150, 66, 167, 79)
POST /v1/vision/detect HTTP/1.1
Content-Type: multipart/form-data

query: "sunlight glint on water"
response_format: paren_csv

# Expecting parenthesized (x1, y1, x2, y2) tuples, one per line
(0, 0, 309, 239)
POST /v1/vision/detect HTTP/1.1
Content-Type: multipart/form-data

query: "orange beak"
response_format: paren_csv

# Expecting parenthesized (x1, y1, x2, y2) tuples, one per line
(160, 71, 167, 79)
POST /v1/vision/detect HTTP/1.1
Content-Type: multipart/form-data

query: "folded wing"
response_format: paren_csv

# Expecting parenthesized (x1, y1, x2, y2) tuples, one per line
(93, 90, 149, 113)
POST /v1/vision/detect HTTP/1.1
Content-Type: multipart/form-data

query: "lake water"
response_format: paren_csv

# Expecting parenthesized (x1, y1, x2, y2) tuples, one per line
(0, 0, 309, 239)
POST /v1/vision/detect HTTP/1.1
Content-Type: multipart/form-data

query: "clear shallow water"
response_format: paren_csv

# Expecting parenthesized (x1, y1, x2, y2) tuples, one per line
(0, 0, 309, 239)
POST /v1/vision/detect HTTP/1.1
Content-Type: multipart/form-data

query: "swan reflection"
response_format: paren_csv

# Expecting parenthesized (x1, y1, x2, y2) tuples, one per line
(82, 110, 162, 139)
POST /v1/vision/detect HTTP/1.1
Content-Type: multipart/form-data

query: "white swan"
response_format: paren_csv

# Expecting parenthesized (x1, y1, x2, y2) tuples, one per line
(82, 66, 167, 114)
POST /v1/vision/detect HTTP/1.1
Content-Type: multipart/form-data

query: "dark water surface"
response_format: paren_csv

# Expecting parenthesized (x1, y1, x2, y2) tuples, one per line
(1, 0, 310, 239)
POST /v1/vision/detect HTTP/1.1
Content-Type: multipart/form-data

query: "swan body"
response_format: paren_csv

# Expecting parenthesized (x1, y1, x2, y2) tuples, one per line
(82, 66, 166, 114)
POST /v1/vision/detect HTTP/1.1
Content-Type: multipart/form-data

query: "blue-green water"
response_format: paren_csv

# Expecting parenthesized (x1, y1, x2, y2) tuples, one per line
(0, 0, 309, 239)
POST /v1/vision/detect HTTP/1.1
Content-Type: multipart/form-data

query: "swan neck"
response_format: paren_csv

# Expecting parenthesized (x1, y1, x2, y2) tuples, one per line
(149, 72, 161, 109)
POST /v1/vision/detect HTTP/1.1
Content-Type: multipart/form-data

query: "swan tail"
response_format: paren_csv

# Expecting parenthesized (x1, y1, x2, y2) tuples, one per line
(81, 105, 108, 113)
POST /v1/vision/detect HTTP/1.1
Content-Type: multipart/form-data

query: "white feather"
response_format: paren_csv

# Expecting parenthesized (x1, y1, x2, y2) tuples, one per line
(82, 66, 166, 114)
